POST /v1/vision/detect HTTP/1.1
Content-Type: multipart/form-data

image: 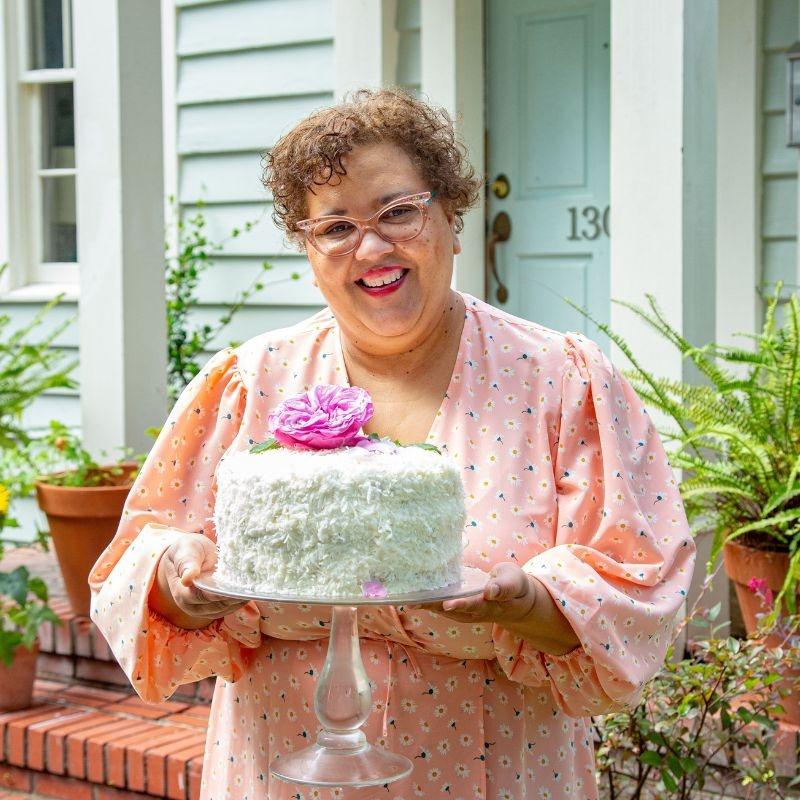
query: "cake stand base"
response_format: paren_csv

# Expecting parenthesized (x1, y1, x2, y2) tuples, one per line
(195, 568, 487, 788)
(270, 731, 411, 788)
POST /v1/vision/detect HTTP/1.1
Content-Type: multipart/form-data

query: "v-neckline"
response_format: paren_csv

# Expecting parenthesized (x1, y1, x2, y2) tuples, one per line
(332, 292, 470, 446)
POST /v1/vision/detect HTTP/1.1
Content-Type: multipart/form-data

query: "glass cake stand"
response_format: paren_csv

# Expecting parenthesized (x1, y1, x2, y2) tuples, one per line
(194, 567, 487, 788)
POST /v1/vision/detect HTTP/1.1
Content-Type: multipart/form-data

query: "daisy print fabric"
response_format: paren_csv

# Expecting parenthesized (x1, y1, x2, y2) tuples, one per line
(89, 293, 695, 800)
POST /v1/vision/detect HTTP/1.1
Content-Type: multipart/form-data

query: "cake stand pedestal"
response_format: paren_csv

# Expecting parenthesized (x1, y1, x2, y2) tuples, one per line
(195, 567, 487, 789)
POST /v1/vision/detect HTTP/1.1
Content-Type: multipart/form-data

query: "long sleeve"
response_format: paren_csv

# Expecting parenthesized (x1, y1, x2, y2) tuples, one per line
(89, 347, 262, 703)
(492, 331, 696, 717)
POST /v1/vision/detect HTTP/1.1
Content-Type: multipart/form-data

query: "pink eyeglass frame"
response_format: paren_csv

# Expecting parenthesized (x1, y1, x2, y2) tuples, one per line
(295, 191, 437, 256)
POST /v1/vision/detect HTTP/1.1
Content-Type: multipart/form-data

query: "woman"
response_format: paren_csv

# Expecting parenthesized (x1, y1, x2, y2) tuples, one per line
(90, 89, 696, 800)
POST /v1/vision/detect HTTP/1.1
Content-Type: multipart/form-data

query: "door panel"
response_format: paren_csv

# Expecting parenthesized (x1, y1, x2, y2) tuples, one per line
(487, 0, 610, 351)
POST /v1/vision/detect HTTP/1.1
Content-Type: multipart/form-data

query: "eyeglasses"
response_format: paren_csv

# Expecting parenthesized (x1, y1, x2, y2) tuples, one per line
(295, 191, 437, 257)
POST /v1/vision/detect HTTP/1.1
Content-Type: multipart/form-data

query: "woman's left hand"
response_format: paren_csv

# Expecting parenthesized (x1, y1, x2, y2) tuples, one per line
(413, 562, 539, 625)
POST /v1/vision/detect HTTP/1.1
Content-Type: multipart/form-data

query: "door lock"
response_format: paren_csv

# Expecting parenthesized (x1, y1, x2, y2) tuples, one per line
(490, 174, 510, 199)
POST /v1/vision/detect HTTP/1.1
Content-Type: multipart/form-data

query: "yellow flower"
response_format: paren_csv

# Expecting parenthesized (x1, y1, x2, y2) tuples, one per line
(0, 484, 9, 515)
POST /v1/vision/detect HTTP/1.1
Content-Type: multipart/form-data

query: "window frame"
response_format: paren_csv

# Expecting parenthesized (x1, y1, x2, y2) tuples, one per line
(3, 0, 78, 291)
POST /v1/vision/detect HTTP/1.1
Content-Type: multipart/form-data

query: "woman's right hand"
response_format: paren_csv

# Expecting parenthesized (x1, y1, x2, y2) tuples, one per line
(149, 533, 249, 630)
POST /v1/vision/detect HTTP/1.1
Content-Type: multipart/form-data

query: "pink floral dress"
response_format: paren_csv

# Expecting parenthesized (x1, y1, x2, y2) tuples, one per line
(89, 293, 696, 800)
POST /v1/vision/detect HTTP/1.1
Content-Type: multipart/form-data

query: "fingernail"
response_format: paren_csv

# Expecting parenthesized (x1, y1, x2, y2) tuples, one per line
(488, 583, 500, 600)
(442, 600, 455, 611)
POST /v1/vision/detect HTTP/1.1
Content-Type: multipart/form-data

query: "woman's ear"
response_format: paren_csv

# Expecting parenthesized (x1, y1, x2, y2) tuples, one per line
(448, 211, 462, 256)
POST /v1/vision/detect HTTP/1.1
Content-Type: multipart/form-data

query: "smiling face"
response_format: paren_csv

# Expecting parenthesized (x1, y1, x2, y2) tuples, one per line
(302, 142, 461, 355)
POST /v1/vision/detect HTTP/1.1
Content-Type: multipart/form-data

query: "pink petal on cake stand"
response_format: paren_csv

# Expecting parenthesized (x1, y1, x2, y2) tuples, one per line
(362, 580, 388, 598)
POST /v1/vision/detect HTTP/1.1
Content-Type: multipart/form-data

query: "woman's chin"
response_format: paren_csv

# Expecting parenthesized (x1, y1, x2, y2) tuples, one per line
(350, 291, 424, 336)
(361, 315, 419, 341)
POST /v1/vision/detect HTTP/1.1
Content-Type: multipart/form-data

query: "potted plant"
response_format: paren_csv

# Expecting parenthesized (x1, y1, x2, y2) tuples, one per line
(566, 282, 800, 720)
(0, 487, 61, 711)
(29, 420, 146, 617)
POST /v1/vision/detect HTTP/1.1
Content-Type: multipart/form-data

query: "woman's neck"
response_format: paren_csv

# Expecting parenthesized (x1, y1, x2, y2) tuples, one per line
(340, 291, 465, 385)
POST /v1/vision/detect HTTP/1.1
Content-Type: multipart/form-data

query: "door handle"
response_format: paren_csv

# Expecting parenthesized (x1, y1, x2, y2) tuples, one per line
(486, 212, 511, 304)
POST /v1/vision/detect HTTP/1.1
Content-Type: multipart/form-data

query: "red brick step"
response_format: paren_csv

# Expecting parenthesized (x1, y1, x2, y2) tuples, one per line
(1, 547, 213, 800)
(0, 681, 210, 800)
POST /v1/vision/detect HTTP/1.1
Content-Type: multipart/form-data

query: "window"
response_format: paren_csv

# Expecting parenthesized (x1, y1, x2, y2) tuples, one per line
(9, 0, 77, 285)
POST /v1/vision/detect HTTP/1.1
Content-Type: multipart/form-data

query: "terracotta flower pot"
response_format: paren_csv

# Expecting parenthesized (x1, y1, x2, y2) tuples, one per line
(0, 641, 39, 711)
(35, 462, 138, 617)
(723, 539, 800, 725)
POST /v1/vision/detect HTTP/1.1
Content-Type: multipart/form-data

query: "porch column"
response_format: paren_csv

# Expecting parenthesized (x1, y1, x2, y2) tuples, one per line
(610, 0, 685, 381)
(420, 0, 485, 298)
(73, 0, 167, 456)
(610, 0, 723, 642)
(333, 0, 398, 100)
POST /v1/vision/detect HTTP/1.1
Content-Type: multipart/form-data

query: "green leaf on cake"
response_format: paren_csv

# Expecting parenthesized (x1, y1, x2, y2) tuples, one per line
(412, 443, 442, 454)
(249, 437, 281, 454)
(367, 433, 381, 441)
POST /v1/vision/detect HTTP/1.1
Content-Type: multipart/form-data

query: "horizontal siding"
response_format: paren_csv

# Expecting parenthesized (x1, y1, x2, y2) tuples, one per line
(178, 93, 333, 154)
(0, 302, 79, 347)
(4, 497, 46, 544)
(762, 50, 785, 113)
(762, 177, 797, 238)
(181, 202, 287, 254)
(762, 113, 795, 175)
(174, 0, 328, 346)
(177, 43, 334, 105)
(5, 315, 78, 443)
(760, 0, 798, 301)
(190, 304, 322, 352)
(763, 0, 797, 49)
(22, 392, 82, 431)
(1, 294, 79, 544)
(176, 0, 332, 55)
(193, 256, 320, 306)
(180, 152, 268, 203)
(763, 239, 797, 287)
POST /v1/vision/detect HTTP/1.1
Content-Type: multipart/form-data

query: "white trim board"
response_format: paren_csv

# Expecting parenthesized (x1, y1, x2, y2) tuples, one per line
(716, 0, 760, 353)
(420, 0, 485, 299)
(0, 2, 10, 279)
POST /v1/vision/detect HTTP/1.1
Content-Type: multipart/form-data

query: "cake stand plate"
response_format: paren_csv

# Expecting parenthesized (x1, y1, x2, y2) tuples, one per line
(194, 568, 488, 788)
(194, 566, 488, 606)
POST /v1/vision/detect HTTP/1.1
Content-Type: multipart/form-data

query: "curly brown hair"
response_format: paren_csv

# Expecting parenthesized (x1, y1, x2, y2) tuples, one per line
(262, 88, 483, 249)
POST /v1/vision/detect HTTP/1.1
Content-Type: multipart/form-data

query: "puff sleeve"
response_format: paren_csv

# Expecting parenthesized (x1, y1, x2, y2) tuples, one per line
(492, 332, 696, 716)
(89, 347, 262, 703)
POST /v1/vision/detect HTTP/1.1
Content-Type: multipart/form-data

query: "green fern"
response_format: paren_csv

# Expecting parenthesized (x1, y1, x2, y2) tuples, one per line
(563, 282, 800, 615)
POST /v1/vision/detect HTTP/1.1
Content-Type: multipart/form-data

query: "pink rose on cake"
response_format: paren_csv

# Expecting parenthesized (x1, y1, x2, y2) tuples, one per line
(268, 384, 373, 449)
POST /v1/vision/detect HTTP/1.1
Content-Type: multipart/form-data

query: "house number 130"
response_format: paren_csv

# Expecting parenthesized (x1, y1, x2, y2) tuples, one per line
(567, 206, 610, 240)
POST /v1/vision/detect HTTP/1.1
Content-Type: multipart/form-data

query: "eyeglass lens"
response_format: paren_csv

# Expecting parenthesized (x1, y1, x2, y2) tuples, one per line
(312, 202, 424, 255)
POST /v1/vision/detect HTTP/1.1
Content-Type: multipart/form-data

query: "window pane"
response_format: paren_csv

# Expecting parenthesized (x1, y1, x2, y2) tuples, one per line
(28, 0, 72, 69)
(42, 175, 77, 262)
(41, 83, 74, 168)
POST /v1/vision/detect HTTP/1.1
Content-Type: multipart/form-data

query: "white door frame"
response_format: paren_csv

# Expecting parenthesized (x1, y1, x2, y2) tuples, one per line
(420, 0, 486, 299)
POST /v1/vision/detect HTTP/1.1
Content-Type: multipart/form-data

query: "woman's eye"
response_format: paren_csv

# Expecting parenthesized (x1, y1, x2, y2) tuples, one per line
(318, 221, 355, 237)
(381, 204, 415, 222)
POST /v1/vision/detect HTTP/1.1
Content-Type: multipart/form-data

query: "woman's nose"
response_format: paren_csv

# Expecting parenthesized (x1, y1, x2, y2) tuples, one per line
(354, 227, 394, 261)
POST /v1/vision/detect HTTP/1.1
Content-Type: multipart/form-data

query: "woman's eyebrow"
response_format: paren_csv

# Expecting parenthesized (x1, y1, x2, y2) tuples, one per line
(320, 189, 415, 217)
